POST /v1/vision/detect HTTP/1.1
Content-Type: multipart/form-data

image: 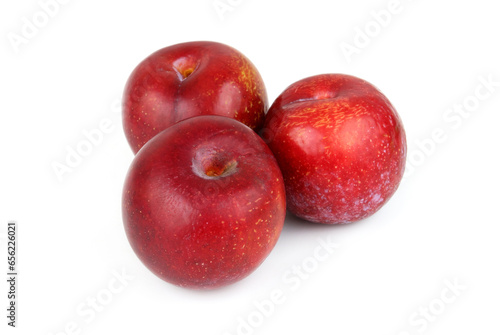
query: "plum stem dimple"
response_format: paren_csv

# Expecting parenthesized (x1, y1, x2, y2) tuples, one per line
(180, 67, 194, 79)
(192, 150, 238, 180)
(172, 57, 199, 81)
(173, 66, 195, 81)
(205, 160, 238, 178)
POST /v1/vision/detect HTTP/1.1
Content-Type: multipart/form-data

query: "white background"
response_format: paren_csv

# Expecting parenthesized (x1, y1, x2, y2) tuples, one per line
(1, 0, 499, 334)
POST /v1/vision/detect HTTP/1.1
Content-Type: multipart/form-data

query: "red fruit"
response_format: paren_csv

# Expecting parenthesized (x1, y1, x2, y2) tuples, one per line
(122, 41, 268, 154)
(262, 74, 406, 224)
(122, 116, 286, 289)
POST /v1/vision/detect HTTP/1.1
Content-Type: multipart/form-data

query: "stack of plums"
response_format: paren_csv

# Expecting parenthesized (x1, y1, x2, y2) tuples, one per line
(121, 41, 406, 289)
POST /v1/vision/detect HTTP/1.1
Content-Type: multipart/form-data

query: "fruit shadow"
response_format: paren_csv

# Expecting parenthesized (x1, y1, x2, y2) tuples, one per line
(280, 210, 364, 237)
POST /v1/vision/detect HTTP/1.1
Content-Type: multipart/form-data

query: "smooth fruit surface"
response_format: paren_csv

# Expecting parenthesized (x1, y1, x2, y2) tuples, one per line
(122, 115, 285, 289)
(123, 41, 268, 153)
(262, 74, 406, 224)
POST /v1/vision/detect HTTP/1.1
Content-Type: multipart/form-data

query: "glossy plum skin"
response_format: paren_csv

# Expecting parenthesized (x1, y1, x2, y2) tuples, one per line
(122, 116, 286, 289)
(122, 41, 268, 154)
(262, 74, 406, 224)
